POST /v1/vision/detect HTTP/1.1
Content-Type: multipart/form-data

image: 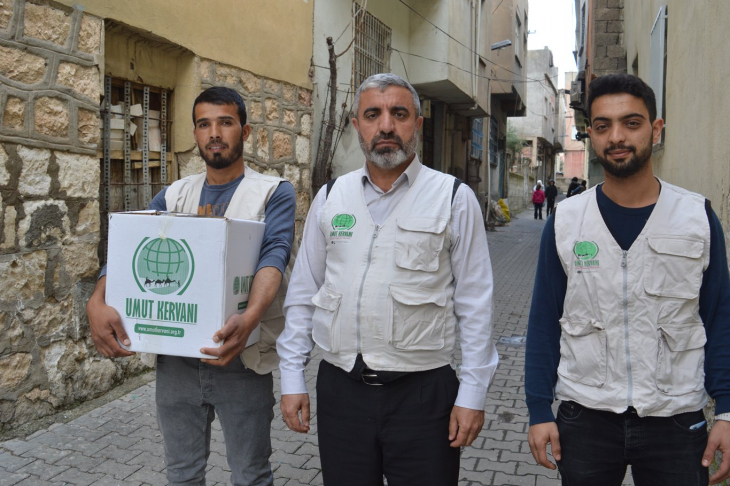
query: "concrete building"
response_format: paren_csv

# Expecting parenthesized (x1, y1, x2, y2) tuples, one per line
(558, 71, 587, 191)
(0, 0, 314, 431)
(311, 0, 494, 204)
(488, 0, 529, 211)
(507, 48, 561, 191)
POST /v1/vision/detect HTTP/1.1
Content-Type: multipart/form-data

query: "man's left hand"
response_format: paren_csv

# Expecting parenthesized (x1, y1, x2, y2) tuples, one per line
(200, 312, 258, 366)
(704, 420, 730, 484)
(448, 406, 484, 448)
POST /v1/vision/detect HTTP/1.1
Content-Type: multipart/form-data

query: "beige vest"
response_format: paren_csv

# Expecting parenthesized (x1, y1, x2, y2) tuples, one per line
(554, 180, 711, 416)
(314, 166, 458, 372)
(140, 166, 291, 374)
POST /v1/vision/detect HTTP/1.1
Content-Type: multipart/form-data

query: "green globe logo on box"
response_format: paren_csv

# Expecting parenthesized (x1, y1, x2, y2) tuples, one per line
(132, 237, 195, 295)
(573, 241, 599, 260)
(332, 214, 356, 231)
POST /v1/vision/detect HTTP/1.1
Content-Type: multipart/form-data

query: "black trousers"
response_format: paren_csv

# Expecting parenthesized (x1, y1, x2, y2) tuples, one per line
(546, 197, 555, 216)
(316, 360, 460, 486)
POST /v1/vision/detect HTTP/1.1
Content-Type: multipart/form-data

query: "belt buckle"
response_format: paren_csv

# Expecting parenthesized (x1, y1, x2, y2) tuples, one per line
(361, 372, 384, 386)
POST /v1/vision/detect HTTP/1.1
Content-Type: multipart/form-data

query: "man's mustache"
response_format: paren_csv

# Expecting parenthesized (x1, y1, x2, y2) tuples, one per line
(370, 133, 404, 151)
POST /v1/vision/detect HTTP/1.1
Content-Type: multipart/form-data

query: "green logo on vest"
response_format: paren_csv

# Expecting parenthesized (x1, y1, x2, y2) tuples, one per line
(132, 237, 195, 295)
(332, 214, 356, 231)
(573, 241, 599, 260)
(233, 276, 240, 295)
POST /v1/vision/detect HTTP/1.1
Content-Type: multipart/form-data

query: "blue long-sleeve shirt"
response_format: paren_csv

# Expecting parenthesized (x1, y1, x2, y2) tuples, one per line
(525, 184, 730, 425)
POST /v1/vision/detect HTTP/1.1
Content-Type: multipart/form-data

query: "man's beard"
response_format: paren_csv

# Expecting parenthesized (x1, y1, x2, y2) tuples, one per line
(597, 141, 652, 178)
(359, 130, 418, 169)
(199, 137, 244, 170)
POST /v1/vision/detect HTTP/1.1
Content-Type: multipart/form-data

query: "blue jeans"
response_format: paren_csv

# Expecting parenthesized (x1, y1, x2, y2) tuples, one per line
(556, 401, 709, 486)
(155, 355, 275, 486)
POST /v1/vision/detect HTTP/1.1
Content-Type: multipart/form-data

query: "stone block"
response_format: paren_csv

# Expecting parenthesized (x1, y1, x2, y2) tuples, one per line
(75, 200, 99, 236)
(0, 45, 47, 84)
(607, 0, 623, 7)
(18, 200, 70, 247)
(77, 108, 99, 145)
(34, 97, 69, 138)
(249, 101, 263, 123)
(606, 20, 624, 33)
(300, 114, 312, 136)
(594, 56, 618, 71)
(299, 89, 312, 108)
(178, 148, 205, 179)
(265, 98, 279, 122)
(18, 145, 51, 196)
(199, 58, 214, 82)
(215, 64, 241, 87)
(283, 84, 297, 103)
(55, 152, 100, 198)
(257, 128, 269, 161)
(0, 1, 12, 29)
(57, 62, 100, 100)
(295, 191, 310, 220)
(607, 45, 626, 58)
(241, 71, 261, 94)
(0, 353, 32, 389)
(283, 164, 300, 186)
(595, 7, 621, 21)
(283, 109, 296, 128)
(265, 79, 281, 95)
(243, 135, 254, 155)
(296, 136, 310, 164)
(0, 250, 47, 305)
(272, 131, 293, 160)
(27, 301, 71, 345)
(3, 96, 25, 130)
(60, 241, 99, 280)
(23, 3, 71, 46)
(595, 45, 607, 58)
(77, 14, 102, 54)
(262, 168, 280, 177)
(0, 143, 10, 185)
(595, 33, 619, 47)
(81, 359, 118, 396)
(300, 167, 311, 190)
(2, 204, 16, 250)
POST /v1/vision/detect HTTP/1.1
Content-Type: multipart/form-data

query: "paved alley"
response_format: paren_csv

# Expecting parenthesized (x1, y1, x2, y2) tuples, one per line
(0, 211, 632, 486)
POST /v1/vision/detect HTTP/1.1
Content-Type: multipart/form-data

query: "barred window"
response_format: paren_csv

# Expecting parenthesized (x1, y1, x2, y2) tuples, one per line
(353, 2, 392, 88)
(471, 118, 484, 160)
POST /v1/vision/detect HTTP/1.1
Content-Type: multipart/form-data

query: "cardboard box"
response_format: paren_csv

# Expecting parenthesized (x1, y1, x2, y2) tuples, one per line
(106, 211, 265, 359)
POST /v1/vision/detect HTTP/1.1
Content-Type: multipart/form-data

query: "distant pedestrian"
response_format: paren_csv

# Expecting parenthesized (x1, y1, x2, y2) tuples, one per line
(571, 180, 587, 196)
(534, 179, 543, 191)
(545, 180, 558, 217)
(533, 183, 545, 220)
(566, 177, 579, 197)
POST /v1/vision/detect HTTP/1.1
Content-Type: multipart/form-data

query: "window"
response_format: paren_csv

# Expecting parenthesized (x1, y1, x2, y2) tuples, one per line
(580, 3, 586, 55)
(471, 118, 484, 160)
(650, 5, 668, 138)
(100, 76, 172, 262)
(489, 117, 499, 167)
(353, 2, 392, 88)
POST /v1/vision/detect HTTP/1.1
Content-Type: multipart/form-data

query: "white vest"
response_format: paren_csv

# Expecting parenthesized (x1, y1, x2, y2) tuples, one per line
(313, 166, 458, 372)
(554, 180, 711, 416)
(140, 166, 290, 374)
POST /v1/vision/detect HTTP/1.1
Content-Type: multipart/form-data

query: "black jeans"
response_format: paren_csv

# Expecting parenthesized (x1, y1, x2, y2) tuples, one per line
(546, 197, 555, 216)
(534, 203, 543, 219)
(316, 360, 460, 486)
(556, 401, 709, 486)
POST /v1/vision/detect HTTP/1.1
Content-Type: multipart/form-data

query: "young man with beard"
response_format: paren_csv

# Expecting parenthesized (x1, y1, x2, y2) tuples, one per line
(86, 87, 295, 486)
(277, 73, 498, 485)
(525, 73, 730, 485)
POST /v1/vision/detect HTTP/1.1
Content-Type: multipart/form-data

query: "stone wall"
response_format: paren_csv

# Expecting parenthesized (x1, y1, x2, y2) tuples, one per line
(507, 171, 535, 216)
(592, 0, 627, 76)
(195, 59, 313, 242)
(0, 1, 146, 434)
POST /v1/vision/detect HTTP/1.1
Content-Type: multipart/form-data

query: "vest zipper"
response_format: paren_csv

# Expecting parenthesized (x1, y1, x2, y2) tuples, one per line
(622, 250, 633, 407)
(356, 224, 381, 354)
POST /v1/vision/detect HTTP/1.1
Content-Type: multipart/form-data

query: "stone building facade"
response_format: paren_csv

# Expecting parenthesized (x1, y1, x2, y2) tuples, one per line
(0, 0, 313, 433)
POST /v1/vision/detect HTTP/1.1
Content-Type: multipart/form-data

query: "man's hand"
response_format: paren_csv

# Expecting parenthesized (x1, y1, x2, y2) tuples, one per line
(448, 406, 484, 447)
(200, 312, 257, 366)
(703, 420, 730, 484)
(86, 276, 134, 358)
(528, 422, 561, 470)
(281, 394, 311, 433)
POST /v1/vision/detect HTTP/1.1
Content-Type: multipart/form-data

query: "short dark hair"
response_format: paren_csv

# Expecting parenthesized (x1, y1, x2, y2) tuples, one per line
(572, 177, 578, 182)
(587, 73, 657, 124)
(192, 86, 247, 126)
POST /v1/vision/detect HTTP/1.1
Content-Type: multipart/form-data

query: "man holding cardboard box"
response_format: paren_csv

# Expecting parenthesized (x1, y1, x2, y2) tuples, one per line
(277, 73, 498, 485)
(87, 87, 295, 486)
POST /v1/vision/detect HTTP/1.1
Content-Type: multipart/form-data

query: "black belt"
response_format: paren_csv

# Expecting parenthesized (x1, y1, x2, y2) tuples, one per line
(346, 354, 409, 386)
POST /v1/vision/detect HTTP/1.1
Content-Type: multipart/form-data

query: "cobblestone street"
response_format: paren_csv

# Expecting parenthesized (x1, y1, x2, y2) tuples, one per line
(0, 210, 632, 485)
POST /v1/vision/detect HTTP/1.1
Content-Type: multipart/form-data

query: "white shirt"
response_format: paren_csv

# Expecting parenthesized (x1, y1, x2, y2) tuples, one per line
(277, 157, 498, 410)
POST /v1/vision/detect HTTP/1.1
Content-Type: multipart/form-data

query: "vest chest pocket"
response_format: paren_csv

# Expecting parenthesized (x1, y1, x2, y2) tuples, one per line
(656, 323, 706, 396)
(311, 286, 342, 353)
(644, 237, 704, 299)
(394, 218, 447, 272)
(389, 285, 447, 350)
(557, 319, 607, 387)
